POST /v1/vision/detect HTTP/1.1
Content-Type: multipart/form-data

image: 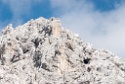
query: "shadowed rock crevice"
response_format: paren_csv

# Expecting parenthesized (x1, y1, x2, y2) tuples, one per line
(0, 44, 5, 65)
(84, 58, 91, 64)
(33, 50, 42, 68)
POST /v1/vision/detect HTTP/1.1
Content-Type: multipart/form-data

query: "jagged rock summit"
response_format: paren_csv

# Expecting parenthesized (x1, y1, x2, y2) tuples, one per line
(0, 17, 125, 84)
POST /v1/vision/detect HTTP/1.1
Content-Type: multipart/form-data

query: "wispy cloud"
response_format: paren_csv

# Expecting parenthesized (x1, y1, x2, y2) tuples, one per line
(50, 0, 125, 58)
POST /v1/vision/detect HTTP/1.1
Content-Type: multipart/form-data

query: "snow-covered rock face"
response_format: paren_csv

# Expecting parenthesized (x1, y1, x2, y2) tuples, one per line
(0, 17, 125, 84)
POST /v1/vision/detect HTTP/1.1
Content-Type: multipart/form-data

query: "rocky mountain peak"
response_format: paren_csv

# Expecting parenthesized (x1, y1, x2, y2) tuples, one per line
(0, 17, 125, 84)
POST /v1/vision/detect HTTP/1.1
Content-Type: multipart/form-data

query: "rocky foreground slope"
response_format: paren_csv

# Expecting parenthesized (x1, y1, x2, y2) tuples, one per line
(0, 17, 125, 84)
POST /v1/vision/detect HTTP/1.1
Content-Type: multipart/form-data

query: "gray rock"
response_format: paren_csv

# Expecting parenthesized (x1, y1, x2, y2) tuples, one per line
(0, 17, 125, 84)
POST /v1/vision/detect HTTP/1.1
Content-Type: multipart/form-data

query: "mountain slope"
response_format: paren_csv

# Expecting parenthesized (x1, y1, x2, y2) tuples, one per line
(0, 17, 125, 84)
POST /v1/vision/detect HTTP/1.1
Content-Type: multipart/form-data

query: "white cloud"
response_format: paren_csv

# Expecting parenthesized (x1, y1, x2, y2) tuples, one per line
(50, 0, 125, 58)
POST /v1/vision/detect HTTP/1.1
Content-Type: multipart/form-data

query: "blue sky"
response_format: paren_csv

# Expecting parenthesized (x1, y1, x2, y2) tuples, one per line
(0, 0, 125, 58)
(0, 0, 123, 27)
(89, 0, 123, 11)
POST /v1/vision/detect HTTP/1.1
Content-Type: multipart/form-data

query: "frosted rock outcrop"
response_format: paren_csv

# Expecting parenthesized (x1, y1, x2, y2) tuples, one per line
(0, 17, 125, 84)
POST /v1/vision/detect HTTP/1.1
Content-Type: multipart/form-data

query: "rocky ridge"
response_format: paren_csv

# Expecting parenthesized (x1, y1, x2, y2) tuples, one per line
(0, 17, 125, 84)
